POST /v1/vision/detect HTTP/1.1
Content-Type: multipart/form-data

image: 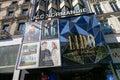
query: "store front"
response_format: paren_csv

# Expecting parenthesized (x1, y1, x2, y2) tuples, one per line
(16, 14, 114, 80)
(23, 65, 107, 80)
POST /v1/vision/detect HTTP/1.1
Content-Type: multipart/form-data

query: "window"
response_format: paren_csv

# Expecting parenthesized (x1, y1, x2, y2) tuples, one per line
(100, 21, 113, 35)
(3, 25, 9, 32)
(22, 9, 28, 16)
(93, 4, 103, 14)
(110, 2, 119, 12)
(18, 23, 25, 31)
(12, 1, 17, 5)
(0, 45, 19, 66)
(8, 11, 14, 18)
(15, 23, 25, 35)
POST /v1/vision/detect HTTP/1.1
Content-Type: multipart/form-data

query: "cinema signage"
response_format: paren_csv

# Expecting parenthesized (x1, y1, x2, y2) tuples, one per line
(32, 8, 87, 20)
(17, 13, 111, 69)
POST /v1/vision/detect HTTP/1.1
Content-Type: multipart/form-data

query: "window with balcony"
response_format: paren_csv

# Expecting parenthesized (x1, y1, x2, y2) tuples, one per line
(3, 25, 9, 32)
(93, 4, 103, 15)
(15, 23, 25, 35)
(110, 2, 119, 12)
(8, 11, 14, 18)
(22, 9, 28, 16)
(100, 21, 113, 35)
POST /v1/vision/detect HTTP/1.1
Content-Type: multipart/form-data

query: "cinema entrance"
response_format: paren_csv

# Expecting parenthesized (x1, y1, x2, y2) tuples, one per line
(23, 65, 108, 80)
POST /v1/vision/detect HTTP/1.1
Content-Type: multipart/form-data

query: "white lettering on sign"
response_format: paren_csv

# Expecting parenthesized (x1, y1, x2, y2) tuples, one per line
(32, 8, 87, 20)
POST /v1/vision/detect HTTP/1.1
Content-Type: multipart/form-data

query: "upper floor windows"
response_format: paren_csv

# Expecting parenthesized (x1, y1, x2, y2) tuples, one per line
(22, 9, 28, 16)
(15, 23, 25, 35)
(8, 11, 14, 18)
(93, 4, 103, 15)
(18, 23, 25, 31)
(109, 2, 119, 12)
(3, 25, 9, 32)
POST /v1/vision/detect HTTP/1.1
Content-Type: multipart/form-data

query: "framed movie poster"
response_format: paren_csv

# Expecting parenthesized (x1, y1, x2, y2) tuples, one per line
(23, 22, 41, 43)
(39, 39, 61, 67)
(18, 42, 40, 69)
(41, 19, 58, 40)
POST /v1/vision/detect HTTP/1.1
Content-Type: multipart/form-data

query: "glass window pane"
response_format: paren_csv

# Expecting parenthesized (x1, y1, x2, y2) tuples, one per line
(93, 4, 103, 14)
(110, 2, 119, 12)
(18, 23, 25, 31)
(22, 9, 28, 16)
(8, 11, 14, 18)
(0, 45, 19, 66)
(3, 25, 9, 32)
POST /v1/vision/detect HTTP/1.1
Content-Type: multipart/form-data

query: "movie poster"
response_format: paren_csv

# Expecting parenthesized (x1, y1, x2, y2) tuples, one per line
(18, 42, 40, 69)
(23, 22, 41, 43)
(41, 19, 58, 40)
(39, 39, 61, 67)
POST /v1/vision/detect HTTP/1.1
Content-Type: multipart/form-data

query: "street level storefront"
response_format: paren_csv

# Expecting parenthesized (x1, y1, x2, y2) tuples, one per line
(16, 13, 114, 80)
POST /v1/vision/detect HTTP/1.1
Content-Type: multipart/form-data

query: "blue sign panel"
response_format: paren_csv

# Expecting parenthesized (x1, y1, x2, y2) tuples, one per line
(59, 13, 111, 66)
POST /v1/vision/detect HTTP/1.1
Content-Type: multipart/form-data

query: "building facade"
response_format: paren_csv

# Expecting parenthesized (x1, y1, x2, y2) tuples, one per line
(0, 0, 32, 80)
(0, 0, 120, 80)
(86, 0, 120, 79)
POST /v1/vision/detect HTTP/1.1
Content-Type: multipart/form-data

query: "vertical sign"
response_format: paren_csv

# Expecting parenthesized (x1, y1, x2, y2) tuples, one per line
(18, 22, 41, 69)
(40, 19, 61, 67)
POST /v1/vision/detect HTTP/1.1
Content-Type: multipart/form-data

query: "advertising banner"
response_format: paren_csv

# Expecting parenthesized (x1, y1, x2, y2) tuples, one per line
(23, 22, 41, 43)
(18, 42, 40, 69)
(40, 39, 61, 67)
(17, 19, 61, 69)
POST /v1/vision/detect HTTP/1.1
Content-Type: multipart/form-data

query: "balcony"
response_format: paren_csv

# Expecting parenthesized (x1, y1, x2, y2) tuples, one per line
(0, 30, 11, 40)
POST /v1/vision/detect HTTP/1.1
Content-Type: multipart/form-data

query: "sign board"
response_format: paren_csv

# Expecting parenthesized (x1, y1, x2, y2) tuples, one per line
(17, 14, 111, 69)
(59, 14, 111, 66)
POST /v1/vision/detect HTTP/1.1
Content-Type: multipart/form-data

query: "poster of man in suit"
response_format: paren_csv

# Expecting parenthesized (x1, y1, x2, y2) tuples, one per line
(23, 23, 41, 43)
